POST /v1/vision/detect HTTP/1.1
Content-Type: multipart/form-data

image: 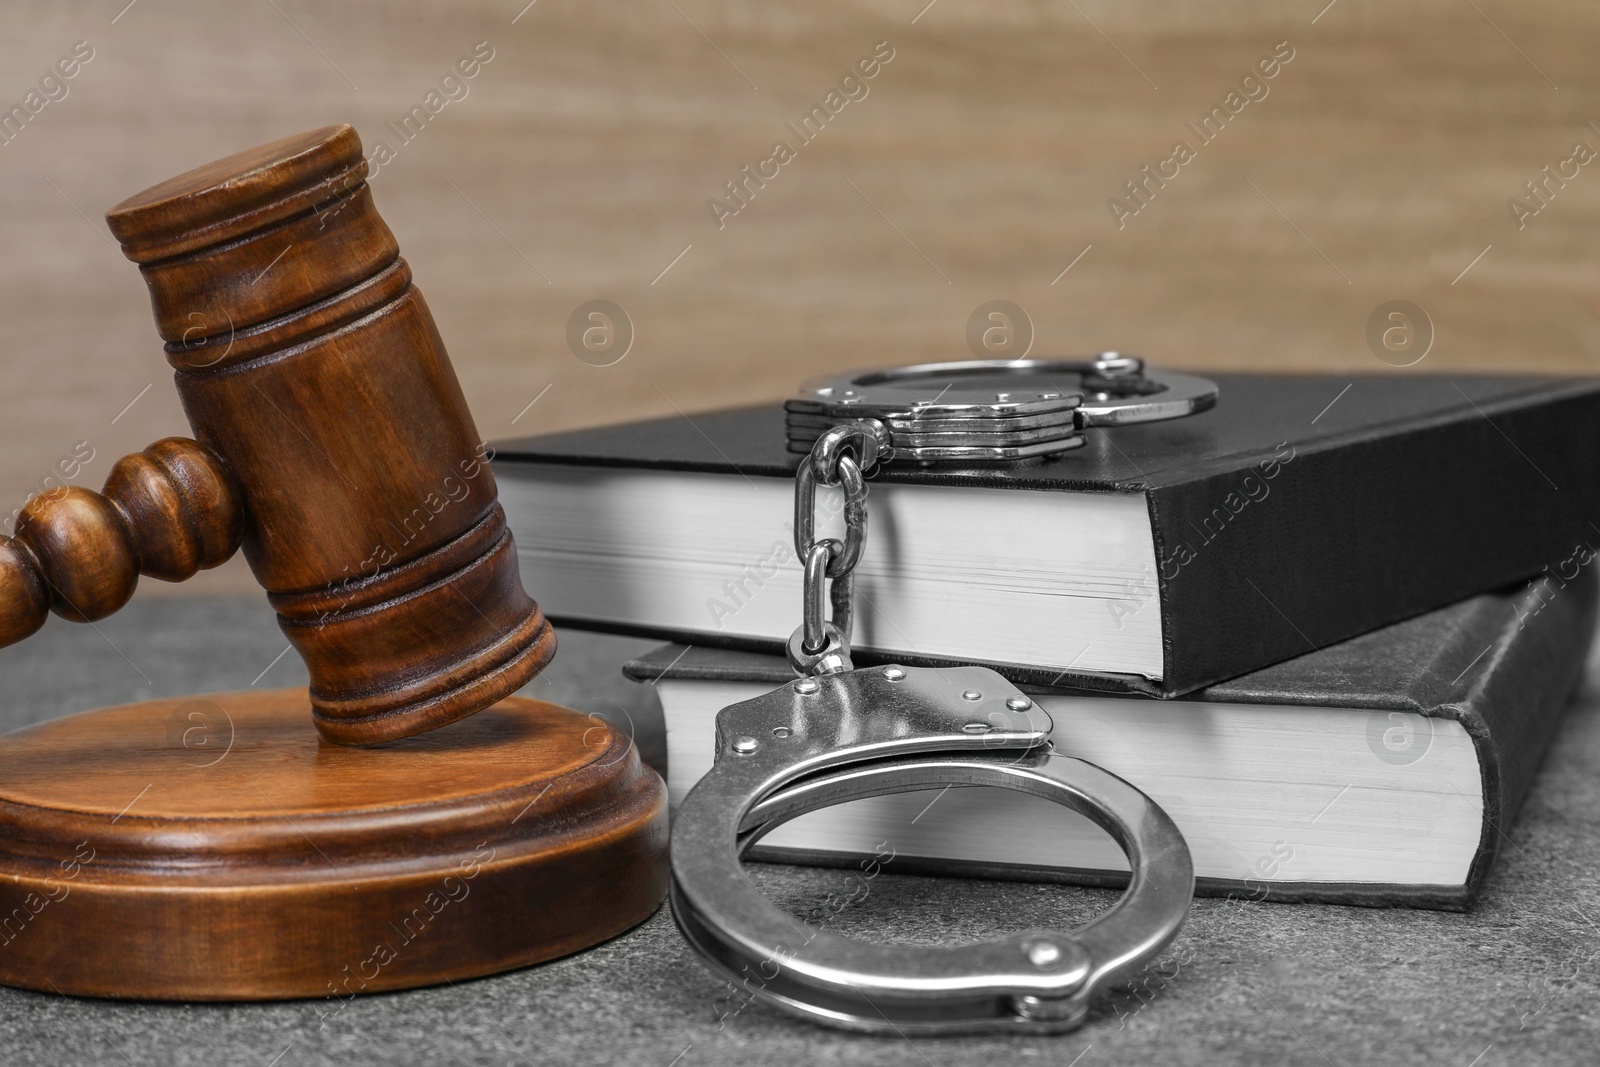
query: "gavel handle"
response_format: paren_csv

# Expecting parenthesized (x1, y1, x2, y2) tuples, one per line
(0, 439, 243, 647)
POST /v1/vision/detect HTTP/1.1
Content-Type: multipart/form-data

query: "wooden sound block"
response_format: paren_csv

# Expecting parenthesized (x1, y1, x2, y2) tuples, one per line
(0, 689, 668, 1000)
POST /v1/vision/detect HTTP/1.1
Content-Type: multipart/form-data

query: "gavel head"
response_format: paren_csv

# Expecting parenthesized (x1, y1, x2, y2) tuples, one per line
(101, 125, 555, 745)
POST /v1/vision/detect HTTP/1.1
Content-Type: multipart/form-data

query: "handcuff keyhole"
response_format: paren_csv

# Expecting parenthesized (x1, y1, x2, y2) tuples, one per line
(772, 726, 791, 739)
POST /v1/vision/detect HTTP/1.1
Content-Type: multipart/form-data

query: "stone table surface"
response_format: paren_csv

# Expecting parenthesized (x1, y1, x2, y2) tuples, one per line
(0, 596, 1596, 1067)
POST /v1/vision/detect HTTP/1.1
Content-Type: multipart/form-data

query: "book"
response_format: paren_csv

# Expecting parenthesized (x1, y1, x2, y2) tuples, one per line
(494, 372, 1600, 697)
(625, 567, 1598, 909)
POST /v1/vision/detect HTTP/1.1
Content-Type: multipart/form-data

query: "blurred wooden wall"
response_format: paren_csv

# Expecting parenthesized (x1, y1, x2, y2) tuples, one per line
(2, 0, 1597, 595)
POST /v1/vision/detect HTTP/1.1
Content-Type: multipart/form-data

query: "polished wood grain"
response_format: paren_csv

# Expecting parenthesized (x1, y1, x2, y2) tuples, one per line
(97, 125, 556, 745)
(0, 125, 669, 1003)
(0, 437, 239, 642)
(0, 126, 668, 1003)
(2, 126, 557, 745)
(0, 689, 668, 1000)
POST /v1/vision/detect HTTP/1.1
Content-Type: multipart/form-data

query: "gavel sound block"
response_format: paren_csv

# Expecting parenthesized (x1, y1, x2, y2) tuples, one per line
(0, 127, 667, 999)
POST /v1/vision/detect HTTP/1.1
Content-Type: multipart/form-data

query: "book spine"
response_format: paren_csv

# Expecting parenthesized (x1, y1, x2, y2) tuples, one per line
(1152, 388, 1600, 695)
(1452, 564, 1597, 899)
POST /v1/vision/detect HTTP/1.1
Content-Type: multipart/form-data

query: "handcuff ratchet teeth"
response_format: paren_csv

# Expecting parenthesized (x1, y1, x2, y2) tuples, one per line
(784, 353, 1218, 464)
(669, 356, 1214, 1034)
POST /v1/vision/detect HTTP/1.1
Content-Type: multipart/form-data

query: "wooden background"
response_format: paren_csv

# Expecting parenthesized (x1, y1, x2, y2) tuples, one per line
(2, 0, 1597, 596)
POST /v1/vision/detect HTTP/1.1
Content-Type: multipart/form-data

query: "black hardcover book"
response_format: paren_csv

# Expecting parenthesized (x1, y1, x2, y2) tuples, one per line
(495, 373, 1600, 697)
(625, 569, 1598, 909)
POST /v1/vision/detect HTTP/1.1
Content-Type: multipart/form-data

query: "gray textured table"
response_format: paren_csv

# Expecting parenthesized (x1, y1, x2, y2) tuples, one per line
(1, 596, 1596, 1067)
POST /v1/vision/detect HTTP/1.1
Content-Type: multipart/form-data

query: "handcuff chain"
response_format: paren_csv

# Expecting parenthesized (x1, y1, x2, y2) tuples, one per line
(788, 421, 887, 676)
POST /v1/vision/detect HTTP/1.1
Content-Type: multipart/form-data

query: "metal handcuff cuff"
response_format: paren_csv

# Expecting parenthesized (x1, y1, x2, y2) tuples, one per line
(670, 355, 1219, 1034)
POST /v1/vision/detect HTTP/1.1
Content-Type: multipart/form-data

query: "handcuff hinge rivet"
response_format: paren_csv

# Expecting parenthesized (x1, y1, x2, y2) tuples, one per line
(1006, 696, 1033, 711)
(882, 666, 906, 681)
(794, 678, 820, 695)
(1026, 941, 1062, 968)
(731, 736, 760, 755)
(961, 689, 982, 701)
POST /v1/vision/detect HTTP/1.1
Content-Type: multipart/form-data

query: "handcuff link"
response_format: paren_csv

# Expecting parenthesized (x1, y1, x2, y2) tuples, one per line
(785, 420, 883, 677)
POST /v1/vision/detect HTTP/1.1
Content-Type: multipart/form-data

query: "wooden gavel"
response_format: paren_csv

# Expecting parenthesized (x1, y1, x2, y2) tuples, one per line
(0, 125, 555, 745)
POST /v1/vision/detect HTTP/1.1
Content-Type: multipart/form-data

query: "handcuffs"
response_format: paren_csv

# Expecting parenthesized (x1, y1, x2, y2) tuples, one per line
(670, 355, 1218, 1034)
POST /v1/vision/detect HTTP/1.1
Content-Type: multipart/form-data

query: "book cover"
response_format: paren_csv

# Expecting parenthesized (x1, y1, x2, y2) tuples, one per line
(627, 567, 1598, 909)
(498, 373, 1600, 697)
